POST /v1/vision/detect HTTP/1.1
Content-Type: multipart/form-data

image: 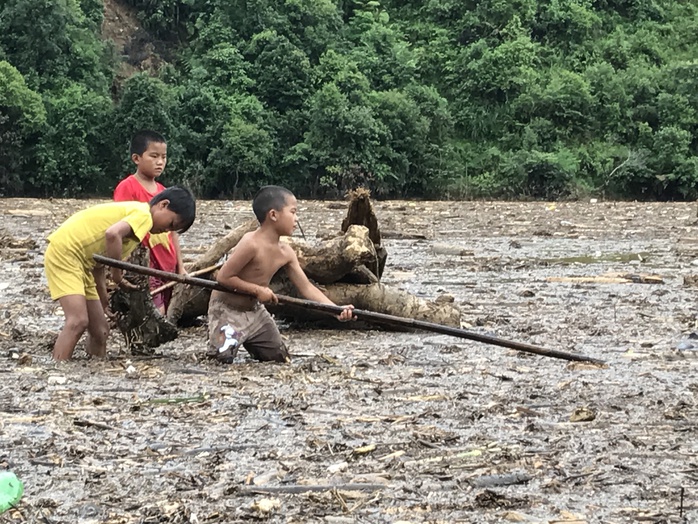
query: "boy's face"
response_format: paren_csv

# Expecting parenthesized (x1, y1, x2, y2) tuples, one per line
(150, 200, 184, 234)
(269, 195, 298, 236)
(133, 141, 167, 179)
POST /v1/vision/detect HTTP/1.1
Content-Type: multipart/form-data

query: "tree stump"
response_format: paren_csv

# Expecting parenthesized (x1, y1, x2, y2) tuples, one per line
(341, 188, 387, 279)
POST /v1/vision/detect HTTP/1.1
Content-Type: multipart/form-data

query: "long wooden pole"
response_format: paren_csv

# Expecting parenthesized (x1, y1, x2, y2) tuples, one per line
(94, 254, 605, 365)
(150, 262, 223, 297)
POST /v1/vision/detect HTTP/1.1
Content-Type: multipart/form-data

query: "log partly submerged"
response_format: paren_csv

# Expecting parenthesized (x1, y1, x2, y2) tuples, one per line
(164, 220, 461, 327)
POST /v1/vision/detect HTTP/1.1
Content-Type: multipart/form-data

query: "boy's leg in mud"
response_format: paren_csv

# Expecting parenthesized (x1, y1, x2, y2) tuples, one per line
(85, 299, 109, 358)
(242, 313, 290, 363)
(207, 320, 243, 364)
(53, 295, 89, 361)
(206, 299, 247, 364)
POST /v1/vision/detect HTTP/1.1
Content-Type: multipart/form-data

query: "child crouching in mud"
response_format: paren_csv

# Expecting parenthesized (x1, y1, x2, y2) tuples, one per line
(207, 185, 354, 364)
(45, 187, 196, 361)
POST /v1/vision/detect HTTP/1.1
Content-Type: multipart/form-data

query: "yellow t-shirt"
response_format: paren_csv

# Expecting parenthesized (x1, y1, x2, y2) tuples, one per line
(48, 201, 153, 270)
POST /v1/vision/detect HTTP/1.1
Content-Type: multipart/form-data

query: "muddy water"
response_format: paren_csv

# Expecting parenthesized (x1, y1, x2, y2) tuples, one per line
(1, 199, 697, 523)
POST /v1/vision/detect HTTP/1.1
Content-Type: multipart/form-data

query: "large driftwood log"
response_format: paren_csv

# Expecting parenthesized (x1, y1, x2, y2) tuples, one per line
(167, 218, 258, 325)
(286, 224, 377, 284)
(268, 280, 461, 328)
(110, 246, 178, 353)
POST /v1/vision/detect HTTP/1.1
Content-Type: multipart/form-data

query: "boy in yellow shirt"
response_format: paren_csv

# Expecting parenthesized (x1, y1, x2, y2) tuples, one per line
(44, 186, 196, 361)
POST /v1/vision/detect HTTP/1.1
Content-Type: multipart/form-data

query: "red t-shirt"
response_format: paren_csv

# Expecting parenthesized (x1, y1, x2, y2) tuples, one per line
(113, 174, 178, 273)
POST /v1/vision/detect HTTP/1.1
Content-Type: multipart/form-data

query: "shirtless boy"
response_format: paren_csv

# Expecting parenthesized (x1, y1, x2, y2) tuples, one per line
(207, 185, 354, 363)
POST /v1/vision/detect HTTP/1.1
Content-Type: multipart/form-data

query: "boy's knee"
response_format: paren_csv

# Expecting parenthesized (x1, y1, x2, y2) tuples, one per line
(65, 315, 89, 334)
(90, 323, 109, 342)
(247, 343, 290, 363)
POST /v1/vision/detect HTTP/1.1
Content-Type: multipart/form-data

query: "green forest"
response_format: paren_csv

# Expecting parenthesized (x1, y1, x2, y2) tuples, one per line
(0, 0, 696, 199)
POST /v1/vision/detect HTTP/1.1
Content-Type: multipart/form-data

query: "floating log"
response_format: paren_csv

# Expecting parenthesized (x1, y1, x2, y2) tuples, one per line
(547, 273, 664, 284)
(269, 280, 461, 328)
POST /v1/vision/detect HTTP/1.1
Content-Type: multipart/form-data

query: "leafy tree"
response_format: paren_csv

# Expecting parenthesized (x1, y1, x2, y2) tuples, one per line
(285, 83, 389, 195)
(245, 30, 316, 111)
(2, 0, 698, 200)
(36, 83, 113, 196)
(199, 95, 275, 197)
(0, 0, 110, 91)
(0, 62, 46, 196)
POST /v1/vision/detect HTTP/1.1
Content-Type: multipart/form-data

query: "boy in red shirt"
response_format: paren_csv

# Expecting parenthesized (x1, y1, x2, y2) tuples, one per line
(114, 130, 187, 314)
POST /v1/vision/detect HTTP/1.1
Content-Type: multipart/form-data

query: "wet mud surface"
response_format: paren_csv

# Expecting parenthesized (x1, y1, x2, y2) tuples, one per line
(1, 198, 698, 523)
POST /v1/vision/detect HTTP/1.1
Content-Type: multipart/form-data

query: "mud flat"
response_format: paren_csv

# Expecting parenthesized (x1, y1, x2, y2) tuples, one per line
(1, 198, 697, 523)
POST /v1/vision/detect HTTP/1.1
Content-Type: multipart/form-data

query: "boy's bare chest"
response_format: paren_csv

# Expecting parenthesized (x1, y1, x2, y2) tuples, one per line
(245, 247, 289, 283)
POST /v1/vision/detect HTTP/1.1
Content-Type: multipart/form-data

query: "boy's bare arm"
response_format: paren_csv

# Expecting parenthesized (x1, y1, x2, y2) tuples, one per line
(104, 220, 137, 287)
(286, 253, 332, 304)
(286, 251, 354, 320)
(171, 232, 186, 274)
(216, 236, 275, 302)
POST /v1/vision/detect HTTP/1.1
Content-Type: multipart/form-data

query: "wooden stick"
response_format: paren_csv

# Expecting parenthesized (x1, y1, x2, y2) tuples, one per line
(94, 255, 605, 364)
(239, 483, 387, 495)
(150, 262, 223, 297)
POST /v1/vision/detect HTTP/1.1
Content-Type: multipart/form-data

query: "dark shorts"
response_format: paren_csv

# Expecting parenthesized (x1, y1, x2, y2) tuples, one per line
(207, 299, 290, 363)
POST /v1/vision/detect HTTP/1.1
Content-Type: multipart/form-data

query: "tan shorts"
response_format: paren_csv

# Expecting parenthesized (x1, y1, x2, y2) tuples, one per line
(44, 242, 98, 301)
(207, 298, 289, 363)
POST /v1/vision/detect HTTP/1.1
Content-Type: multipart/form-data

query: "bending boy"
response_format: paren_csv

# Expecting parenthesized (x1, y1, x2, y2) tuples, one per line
(45, 187, 196, 361)
(207, 185, 353, 364)
(114, 130, 186, 314)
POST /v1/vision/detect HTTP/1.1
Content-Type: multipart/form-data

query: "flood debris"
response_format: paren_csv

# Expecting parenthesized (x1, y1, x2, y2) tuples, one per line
(2, 198, 698, 522)
(109, 246, 178, 353)
(569, 406, 597, 422)
(546, 273, 664, 284)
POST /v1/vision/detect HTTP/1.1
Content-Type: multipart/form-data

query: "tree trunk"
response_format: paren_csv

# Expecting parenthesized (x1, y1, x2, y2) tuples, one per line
(285, 224, 377, 284)
(268, 280, 462, 328)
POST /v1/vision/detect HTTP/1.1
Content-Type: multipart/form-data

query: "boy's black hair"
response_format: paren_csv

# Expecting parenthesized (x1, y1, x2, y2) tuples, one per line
(131, 130, 166, 156)
(150, 186, 196, 233)
(252, 185, 294, 223)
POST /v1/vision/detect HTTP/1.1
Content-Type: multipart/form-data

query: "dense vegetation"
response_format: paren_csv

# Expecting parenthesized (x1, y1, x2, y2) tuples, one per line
(1, 0, 696, 199)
